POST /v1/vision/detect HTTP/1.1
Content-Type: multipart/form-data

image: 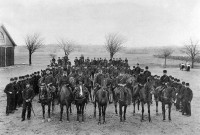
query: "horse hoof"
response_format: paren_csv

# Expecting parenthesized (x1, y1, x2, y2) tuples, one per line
(98, 122, 101, 125)
(47, 118, 51, 122)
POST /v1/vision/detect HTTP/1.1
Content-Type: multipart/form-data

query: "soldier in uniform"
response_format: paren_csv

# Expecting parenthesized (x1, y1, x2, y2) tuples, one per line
(160, 70, 170, 89)
(135, 63, 141, 76)
(182, 83, 193, 116)
(21, 81, 35, 121)
(4, 78, 15, 115)
(137, 69, 146, 86)
(144, 66, 151, 82)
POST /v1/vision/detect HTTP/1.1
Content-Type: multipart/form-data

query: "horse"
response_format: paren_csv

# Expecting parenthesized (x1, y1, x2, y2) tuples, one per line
(153, 84, 175, 121)
(94, 86, 109, 124)
(113, 85, 132, 122)
(139, 77, 156, 122)
(39, 83, 52, 122)
(74, 84, 89, 122)
(59, 84, 73, 122)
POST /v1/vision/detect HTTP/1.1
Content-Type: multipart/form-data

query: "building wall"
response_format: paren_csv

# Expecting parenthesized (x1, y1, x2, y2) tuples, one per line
(0, 27, 13, 47)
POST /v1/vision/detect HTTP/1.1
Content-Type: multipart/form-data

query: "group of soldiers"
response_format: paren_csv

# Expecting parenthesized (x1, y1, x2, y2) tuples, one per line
(4, 55, 193, 122)
(4, 72, 41, 121)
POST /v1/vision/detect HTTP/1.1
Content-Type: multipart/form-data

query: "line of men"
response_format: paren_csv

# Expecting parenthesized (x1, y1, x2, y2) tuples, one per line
(4, 72, 41, 120)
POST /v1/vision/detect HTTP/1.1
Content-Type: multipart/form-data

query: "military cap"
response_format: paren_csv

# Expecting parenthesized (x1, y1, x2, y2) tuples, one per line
(10, 78, 14, 81)
(14, 77, 18, 80)
(182, 81, 185, 85)
(145, 66, 149, 69)
(186, 83, 189, 86)
(174, 78, 177, 81)
(163, 70, 167, 73)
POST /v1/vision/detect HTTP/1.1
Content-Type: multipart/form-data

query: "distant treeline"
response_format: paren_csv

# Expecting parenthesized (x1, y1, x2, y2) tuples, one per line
(153, 55, 200, 63)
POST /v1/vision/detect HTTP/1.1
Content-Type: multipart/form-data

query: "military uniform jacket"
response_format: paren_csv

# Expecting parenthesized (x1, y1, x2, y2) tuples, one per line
(42, 74, 55, 85)
(22, 87, 35, 101)
(144, 71, 151, 82)
(4, 83, 14, 95)
(160, 75, 170, 84)
(135, 67, 141, 75)
(137, 74, 146, 85)
(183, 87, 193, 102)
(59, 76, 70, 87)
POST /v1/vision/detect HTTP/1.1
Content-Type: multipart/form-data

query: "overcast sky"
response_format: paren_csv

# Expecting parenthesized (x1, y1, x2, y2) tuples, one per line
(0, 0, 200, 47)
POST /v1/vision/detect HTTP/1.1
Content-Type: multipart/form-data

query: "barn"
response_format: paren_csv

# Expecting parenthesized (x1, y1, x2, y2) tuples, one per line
(0, 25, 17, 67)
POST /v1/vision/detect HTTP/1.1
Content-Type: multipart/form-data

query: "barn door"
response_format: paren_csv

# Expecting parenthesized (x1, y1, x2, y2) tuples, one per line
(6, 47, 14, 66)
(0, 47, 6, 67)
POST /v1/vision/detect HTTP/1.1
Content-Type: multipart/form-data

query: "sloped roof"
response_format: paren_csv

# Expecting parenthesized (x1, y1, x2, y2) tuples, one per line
(0, 25, 17, 46)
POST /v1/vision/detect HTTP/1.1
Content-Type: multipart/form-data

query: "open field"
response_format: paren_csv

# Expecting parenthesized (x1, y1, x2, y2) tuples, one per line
(0, 48, 200, 135)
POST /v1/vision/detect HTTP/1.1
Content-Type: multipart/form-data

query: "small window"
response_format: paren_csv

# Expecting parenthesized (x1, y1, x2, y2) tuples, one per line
(0, 31, 5, 43)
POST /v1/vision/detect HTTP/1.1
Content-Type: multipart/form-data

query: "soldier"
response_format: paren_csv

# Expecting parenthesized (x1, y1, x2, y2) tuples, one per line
(135, 63, 141, 75)
(21, 81, 35, 121)
(180, 81, 186, 112)
(160, 70, 170, 88)
(137, 69, 146, 86)
(13, 77, 19, 111)
(144, 66, 151, 82)
(57, 57, 62, 66)
(17, 76, 23, 107)
(4, 78, 15, 115)
(182, 83, 193, 116)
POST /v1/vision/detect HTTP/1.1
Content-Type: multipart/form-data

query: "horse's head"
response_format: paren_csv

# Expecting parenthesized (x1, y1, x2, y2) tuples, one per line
(39, 84, 48, 99)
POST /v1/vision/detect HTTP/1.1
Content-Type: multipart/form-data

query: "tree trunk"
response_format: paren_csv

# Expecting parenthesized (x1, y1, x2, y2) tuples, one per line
(164, 57, 167, 68)
(110, 53, 114, 59)
(29, 51, 32, 65)
(191, 58, 194, 68)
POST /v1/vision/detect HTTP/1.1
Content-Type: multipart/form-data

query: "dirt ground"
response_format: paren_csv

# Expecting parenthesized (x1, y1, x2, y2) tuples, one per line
(0, 51, 200, 135)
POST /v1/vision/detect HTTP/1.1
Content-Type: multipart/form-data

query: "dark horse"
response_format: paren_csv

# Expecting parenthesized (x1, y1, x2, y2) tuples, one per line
(153, 84, 175, 121)
(94, 86, 109, 124)
(139, 78, 155, 122)
(59, 84, 73, 122)
(39, 84, 53, 122)
(114, 85, 132, 122)
(74, 84, 89, 122)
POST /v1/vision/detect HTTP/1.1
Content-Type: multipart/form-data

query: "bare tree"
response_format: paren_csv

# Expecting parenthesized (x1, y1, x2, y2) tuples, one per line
(105, 33, 126, 59)
(159, 48, 174, 68)
(182, 39, 200, 68)
(25, 33, 44, 65)
(57, 38, 75, 56)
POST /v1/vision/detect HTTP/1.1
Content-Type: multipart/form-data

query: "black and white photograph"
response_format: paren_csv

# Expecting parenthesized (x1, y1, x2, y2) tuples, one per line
(0, 0, 199, 134)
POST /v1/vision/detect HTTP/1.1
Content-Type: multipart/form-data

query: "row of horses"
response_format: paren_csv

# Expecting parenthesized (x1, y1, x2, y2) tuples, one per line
(38, 74, 177, 124)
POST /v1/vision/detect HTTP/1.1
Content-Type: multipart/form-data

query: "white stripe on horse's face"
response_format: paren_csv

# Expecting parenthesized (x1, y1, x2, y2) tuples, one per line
(80, 85, 83, 96)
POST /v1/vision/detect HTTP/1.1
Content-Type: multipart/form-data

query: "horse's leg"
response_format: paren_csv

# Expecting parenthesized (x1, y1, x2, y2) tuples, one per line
(124, 105, 127, 122)
(52, 94, 55, 113)
(98, 104, 101, 125)
(119, 104, 122, 122)
(81, 104, 85, 122)
(94, 100, 96, 118)
(60, 104, 63, 121)
(103, 105, 107, 124)
(70, 104, 72, 114)
(141, 102, 144, 122)
(76, 105, 79, 122)
(169, 103, 171, 121)
(137, 99, 140, 111)
(148, 103, 151, 122)
(48, 102, 51, 122)
(162, 102, 165, 121)
(156, 100, 158, 115)
(66, 104, 69, 122)
(133, 100, 136, 115)
(115, 101, 118, 115)
(42, 104, 45, 122)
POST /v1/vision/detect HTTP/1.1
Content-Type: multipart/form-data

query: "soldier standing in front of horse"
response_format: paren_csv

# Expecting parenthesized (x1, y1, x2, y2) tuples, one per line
(182, 83, 193, 116)
(4, 78, 15, 116)
(21, 81, 35, 121)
